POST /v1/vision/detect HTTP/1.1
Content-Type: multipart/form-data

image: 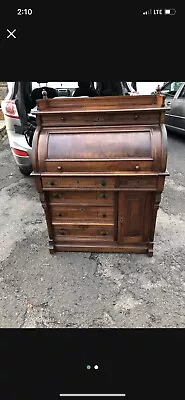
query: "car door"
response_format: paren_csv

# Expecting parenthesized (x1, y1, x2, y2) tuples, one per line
(165, 83, 185, 134)
(160, 81, 184, 107)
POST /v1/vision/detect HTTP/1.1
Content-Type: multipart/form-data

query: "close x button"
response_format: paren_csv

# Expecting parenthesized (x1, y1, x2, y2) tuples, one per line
(6, 29, 16, 39)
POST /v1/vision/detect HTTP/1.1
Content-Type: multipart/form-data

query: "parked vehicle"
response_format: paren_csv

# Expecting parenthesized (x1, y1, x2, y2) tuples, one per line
(1, 82, 78, 175)
(163, 82, 185, 134)
(131, 81, 185, 135)
(159, 81, 184, 98)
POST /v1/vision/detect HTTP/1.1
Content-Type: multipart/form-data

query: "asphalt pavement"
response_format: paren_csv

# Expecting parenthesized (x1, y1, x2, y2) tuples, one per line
(1, 131, 185, 328)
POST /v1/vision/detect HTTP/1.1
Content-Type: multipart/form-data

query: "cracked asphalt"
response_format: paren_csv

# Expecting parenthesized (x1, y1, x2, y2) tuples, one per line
(1, 131, 185, 328)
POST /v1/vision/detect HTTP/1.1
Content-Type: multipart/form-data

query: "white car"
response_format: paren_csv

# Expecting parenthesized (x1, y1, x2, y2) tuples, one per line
(1, 82, 78, 175)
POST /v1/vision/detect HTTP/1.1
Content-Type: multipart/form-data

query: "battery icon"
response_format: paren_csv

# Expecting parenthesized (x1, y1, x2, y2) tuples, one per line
(164, 9, 176, 15)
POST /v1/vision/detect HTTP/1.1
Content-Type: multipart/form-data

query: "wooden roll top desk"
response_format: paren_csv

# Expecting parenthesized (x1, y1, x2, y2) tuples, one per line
(32, 95, 169, 256)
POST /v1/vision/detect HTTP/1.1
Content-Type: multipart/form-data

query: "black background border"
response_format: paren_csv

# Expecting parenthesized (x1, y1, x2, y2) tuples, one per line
(0, 4, 184, 80)
(0, 328, 185, 399)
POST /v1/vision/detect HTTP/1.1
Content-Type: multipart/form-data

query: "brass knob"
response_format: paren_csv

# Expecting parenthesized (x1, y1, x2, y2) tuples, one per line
(52, 193, 59, 198)
(60, 115, 64, 121)
(135, 165, 140, 171)
(95, 117, 104, 122)
(100, 231, 107, 236)
(134, 114, 139, 119)
(57, 166, 62, 171)
(52, 193, 64, 198)
(100, 193, 107, 199)
(102, 212, 107, 218)
(59, 229, 66, 235)
(50, 180, 56, 185)
(101, 180, 106, 187)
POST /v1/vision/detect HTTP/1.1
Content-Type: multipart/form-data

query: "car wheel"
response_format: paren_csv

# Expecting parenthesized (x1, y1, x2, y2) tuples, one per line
(19, 166, 33, 176)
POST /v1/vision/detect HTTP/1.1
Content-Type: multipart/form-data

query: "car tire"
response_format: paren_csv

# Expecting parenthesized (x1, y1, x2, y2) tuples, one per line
(19, 166, 33, 176)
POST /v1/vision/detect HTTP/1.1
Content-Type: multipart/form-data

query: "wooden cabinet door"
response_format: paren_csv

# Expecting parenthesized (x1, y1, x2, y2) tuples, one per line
(117, 192, 154, 245)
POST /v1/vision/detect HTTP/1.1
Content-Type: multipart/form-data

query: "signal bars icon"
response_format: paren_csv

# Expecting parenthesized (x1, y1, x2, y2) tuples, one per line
(143, 10, 151, 15)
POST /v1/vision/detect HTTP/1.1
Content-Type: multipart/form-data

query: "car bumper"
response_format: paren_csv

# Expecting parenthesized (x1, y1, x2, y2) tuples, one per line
(7, 129, 32, 167)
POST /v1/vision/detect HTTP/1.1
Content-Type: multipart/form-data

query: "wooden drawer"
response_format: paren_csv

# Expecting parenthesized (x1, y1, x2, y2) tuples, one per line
(118, 177, 157, 188)
(41, 111, 160, 127)
(48, 190, 114, 205)
(45, 160, 153, 173)
(50, 205, 114, 222)
(42, 176, 115, 188)
(53, 224, 114, 240)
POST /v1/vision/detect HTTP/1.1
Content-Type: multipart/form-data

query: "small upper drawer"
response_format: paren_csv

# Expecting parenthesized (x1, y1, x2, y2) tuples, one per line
(42, 176, 115, 188)
(118, 177, 158, 188)
(45, 160, 153, 173)
(41, 111, 160, 127)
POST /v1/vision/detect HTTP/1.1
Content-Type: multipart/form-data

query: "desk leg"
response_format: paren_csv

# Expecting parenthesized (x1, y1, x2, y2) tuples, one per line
(39, 192, 55, 253)
(148, 192, 162, 257)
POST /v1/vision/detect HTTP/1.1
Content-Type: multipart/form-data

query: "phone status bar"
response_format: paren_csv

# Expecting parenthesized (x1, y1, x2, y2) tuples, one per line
(142, 9, 176, 15)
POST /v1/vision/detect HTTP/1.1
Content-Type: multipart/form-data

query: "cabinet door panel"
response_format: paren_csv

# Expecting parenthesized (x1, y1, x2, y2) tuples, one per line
(118, 192, 154, 244)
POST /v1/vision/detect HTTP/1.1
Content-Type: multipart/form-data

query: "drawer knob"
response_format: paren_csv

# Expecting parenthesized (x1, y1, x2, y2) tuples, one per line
(134, 114, 139, 119)
(52, 193, 64, 198)
(100, 193, 107, 199)
(100, 231, 107, 236)
(52, 193, 60, 198)
(102, 212, 107, 218)
(59, 229, 66, 235)
(58, 212, 64, 217)
(101, 180, 107, 187)
(50, 180, 56, 186)
(94, 117, 104, 122)
(135, 165, 140, 171)
(57, 166, 62, 171)
(60, 115, 65, 121)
